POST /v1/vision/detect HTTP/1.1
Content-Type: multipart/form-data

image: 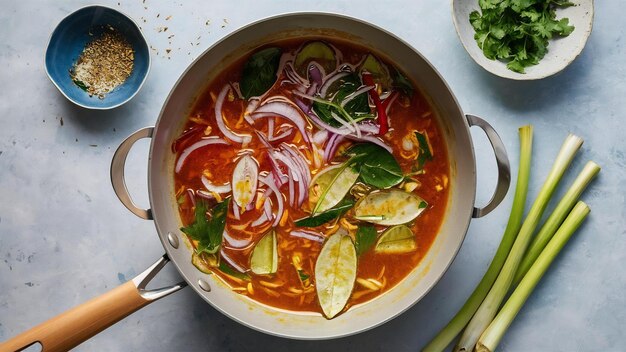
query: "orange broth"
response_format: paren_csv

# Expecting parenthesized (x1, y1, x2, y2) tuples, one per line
(173, 39, 449, 315)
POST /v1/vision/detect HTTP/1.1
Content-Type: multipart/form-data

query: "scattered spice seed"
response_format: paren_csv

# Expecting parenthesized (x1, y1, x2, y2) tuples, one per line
(70, 26, 134, 99)
(60, 117, 64, 126)
(165, 15, 172, 20)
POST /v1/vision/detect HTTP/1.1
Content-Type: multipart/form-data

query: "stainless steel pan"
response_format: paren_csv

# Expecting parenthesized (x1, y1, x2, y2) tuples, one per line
(1, 12, 510, 351)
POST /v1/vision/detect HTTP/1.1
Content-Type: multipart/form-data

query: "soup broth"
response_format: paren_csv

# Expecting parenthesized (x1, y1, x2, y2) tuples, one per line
(173, 39, 449, 318)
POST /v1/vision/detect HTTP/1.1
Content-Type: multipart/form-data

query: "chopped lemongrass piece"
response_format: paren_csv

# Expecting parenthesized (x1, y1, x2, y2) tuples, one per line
(423, 125, 533, 352)
(476, 202, 590, 352)
(513, 161, 600, 286)
(455, 133, 583, 352)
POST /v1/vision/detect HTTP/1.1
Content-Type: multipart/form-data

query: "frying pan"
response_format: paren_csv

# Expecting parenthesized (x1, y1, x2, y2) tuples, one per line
(0, 12, 510, 351)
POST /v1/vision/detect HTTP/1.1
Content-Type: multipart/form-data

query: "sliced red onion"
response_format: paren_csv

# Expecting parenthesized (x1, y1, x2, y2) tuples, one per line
(251, 212, 270, 227)
(196, 190, 214, 200)
(324, 133, 345, 162)
(272, 151, 300, 182)
(186, 189, 196, 207)
(313, 129, 329, 145)
(223, 229, 253, 249)
(201, 175, 232, 194)
(320, 71, 350, 97)
(175, 137, 228, 173)
(267, 117, 275, 140)
(252, 101, 311, 144)
(263, 197, 273, 219)
(232, 201, 241, 220)
(259, 174, 284, 227)
(308, 63, 324, 88)
(384, 91, 399, 116)
(220, 247, 248, 273)
(215, 85, 252, 145)
(357, 121, 380, 135)
(287, 170, 295, 206)
(306, 81, 318, 97)
(268, 124, 295, 143)
(281, 144, 311, 185)
(289, 230, 324, 243)
(346, 134, 393, 153)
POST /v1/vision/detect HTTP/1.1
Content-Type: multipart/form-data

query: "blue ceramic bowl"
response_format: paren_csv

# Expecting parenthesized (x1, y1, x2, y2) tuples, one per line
(45, 5, 150, 109)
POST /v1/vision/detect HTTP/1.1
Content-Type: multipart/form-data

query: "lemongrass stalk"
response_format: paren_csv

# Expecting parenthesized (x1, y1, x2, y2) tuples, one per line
(513, 161, 600, 286)
(476, 202, 590, 352)
(454, 134, 583, 352)
(422, 125, 533, 352)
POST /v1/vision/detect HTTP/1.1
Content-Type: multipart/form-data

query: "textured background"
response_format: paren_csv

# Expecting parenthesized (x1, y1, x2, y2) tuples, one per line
(0, 1, 624, 351)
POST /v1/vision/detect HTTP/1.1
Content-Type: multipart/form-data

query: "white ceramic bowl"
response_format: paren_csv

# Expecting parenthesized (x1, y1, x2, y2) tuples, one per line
(452, 0, 594, 80)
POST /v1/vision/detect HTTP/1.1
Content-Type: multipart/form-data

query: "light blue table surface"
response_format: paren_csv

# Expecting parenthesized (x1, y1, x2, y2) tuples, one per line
(1, 1, 624, 351)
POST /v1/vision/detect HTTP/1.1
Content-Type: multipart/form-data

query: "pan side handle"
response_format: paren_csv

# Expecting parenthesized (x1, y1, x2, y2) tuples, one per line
(467, 114, 511, 218)
(110, 127, 155, 220)
(0, 255, 186, 352)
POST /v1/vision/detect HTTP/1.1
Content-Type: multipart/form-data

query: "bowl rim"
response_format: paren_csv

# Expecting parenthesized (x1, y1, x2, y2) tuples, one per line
(450, 0, 595, 80)
(44, 4, 151, 110)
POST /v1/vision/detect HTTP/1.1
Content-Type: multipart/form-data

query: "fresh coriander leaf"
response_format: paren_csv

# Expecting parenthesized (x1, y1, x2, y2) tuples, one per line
(355, 225, 377, 256)
(392, 67, 414, 98)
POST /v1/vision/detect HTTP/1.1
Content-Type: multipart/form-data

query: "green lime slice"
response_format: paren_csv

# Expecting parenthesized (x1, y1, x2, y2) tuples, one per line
(250, 230, 278, 275)
(354, 189, 428, 226)
(310, 163, 359, 214)
(294, 41, 336, 77)
(315, 229, 357, 319)
(375, 225, 417, 254)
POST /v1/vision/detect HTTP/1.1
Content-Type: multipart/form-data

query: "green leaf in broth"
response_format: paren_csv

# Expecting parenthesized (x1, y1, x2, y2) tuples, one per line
(415, 130, 433, 170)
(295, 198, 355, 227)
(240, 47, 281, 100)
(218, 260, 251, 281)
(392, 66, 414, 98)
(315, 229, 357, 319)
(311, 163, 360, 215)
(355, 225, 377, 256)
(180, 198, 230, 255)
(345, 143, 404, 189)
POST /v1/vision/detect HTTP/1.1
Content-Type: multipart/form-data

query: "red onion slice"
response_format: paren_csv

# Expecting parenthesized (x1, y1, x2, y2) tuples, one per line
(201, 175, 232, 194)
(313, 129, 329, 145)
(289, 230, 324, 243)
(223, 230, 253, 250)
(220, 247, 248, 273)
(287, 170, 295, 206)
(196, 190, 214, 200)
(175, 137, 228, 173)
(251, 212, 270, 227)
(215, 85, 252, 145)
(346, 134, 393, 153)
(186, 189, 196, 207)
(259, 174, 284, 227)
(320, 71, 350, 97)
(232, 201, 241, 220)
(324, 133, 346, 162)
(252, 101, 311, 144)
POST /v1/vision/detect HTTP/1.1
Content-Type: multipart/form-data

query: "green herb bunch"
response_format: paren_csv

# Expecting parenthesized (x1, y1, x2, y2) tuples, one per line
(470, 0, 575, 73)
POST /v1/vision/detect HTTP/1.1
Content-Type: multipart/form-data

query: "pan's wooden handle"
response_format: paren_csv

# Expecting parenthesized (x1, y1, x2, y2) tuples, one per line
(0, 255, 186, 352)
(0, 281, 149, 352)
